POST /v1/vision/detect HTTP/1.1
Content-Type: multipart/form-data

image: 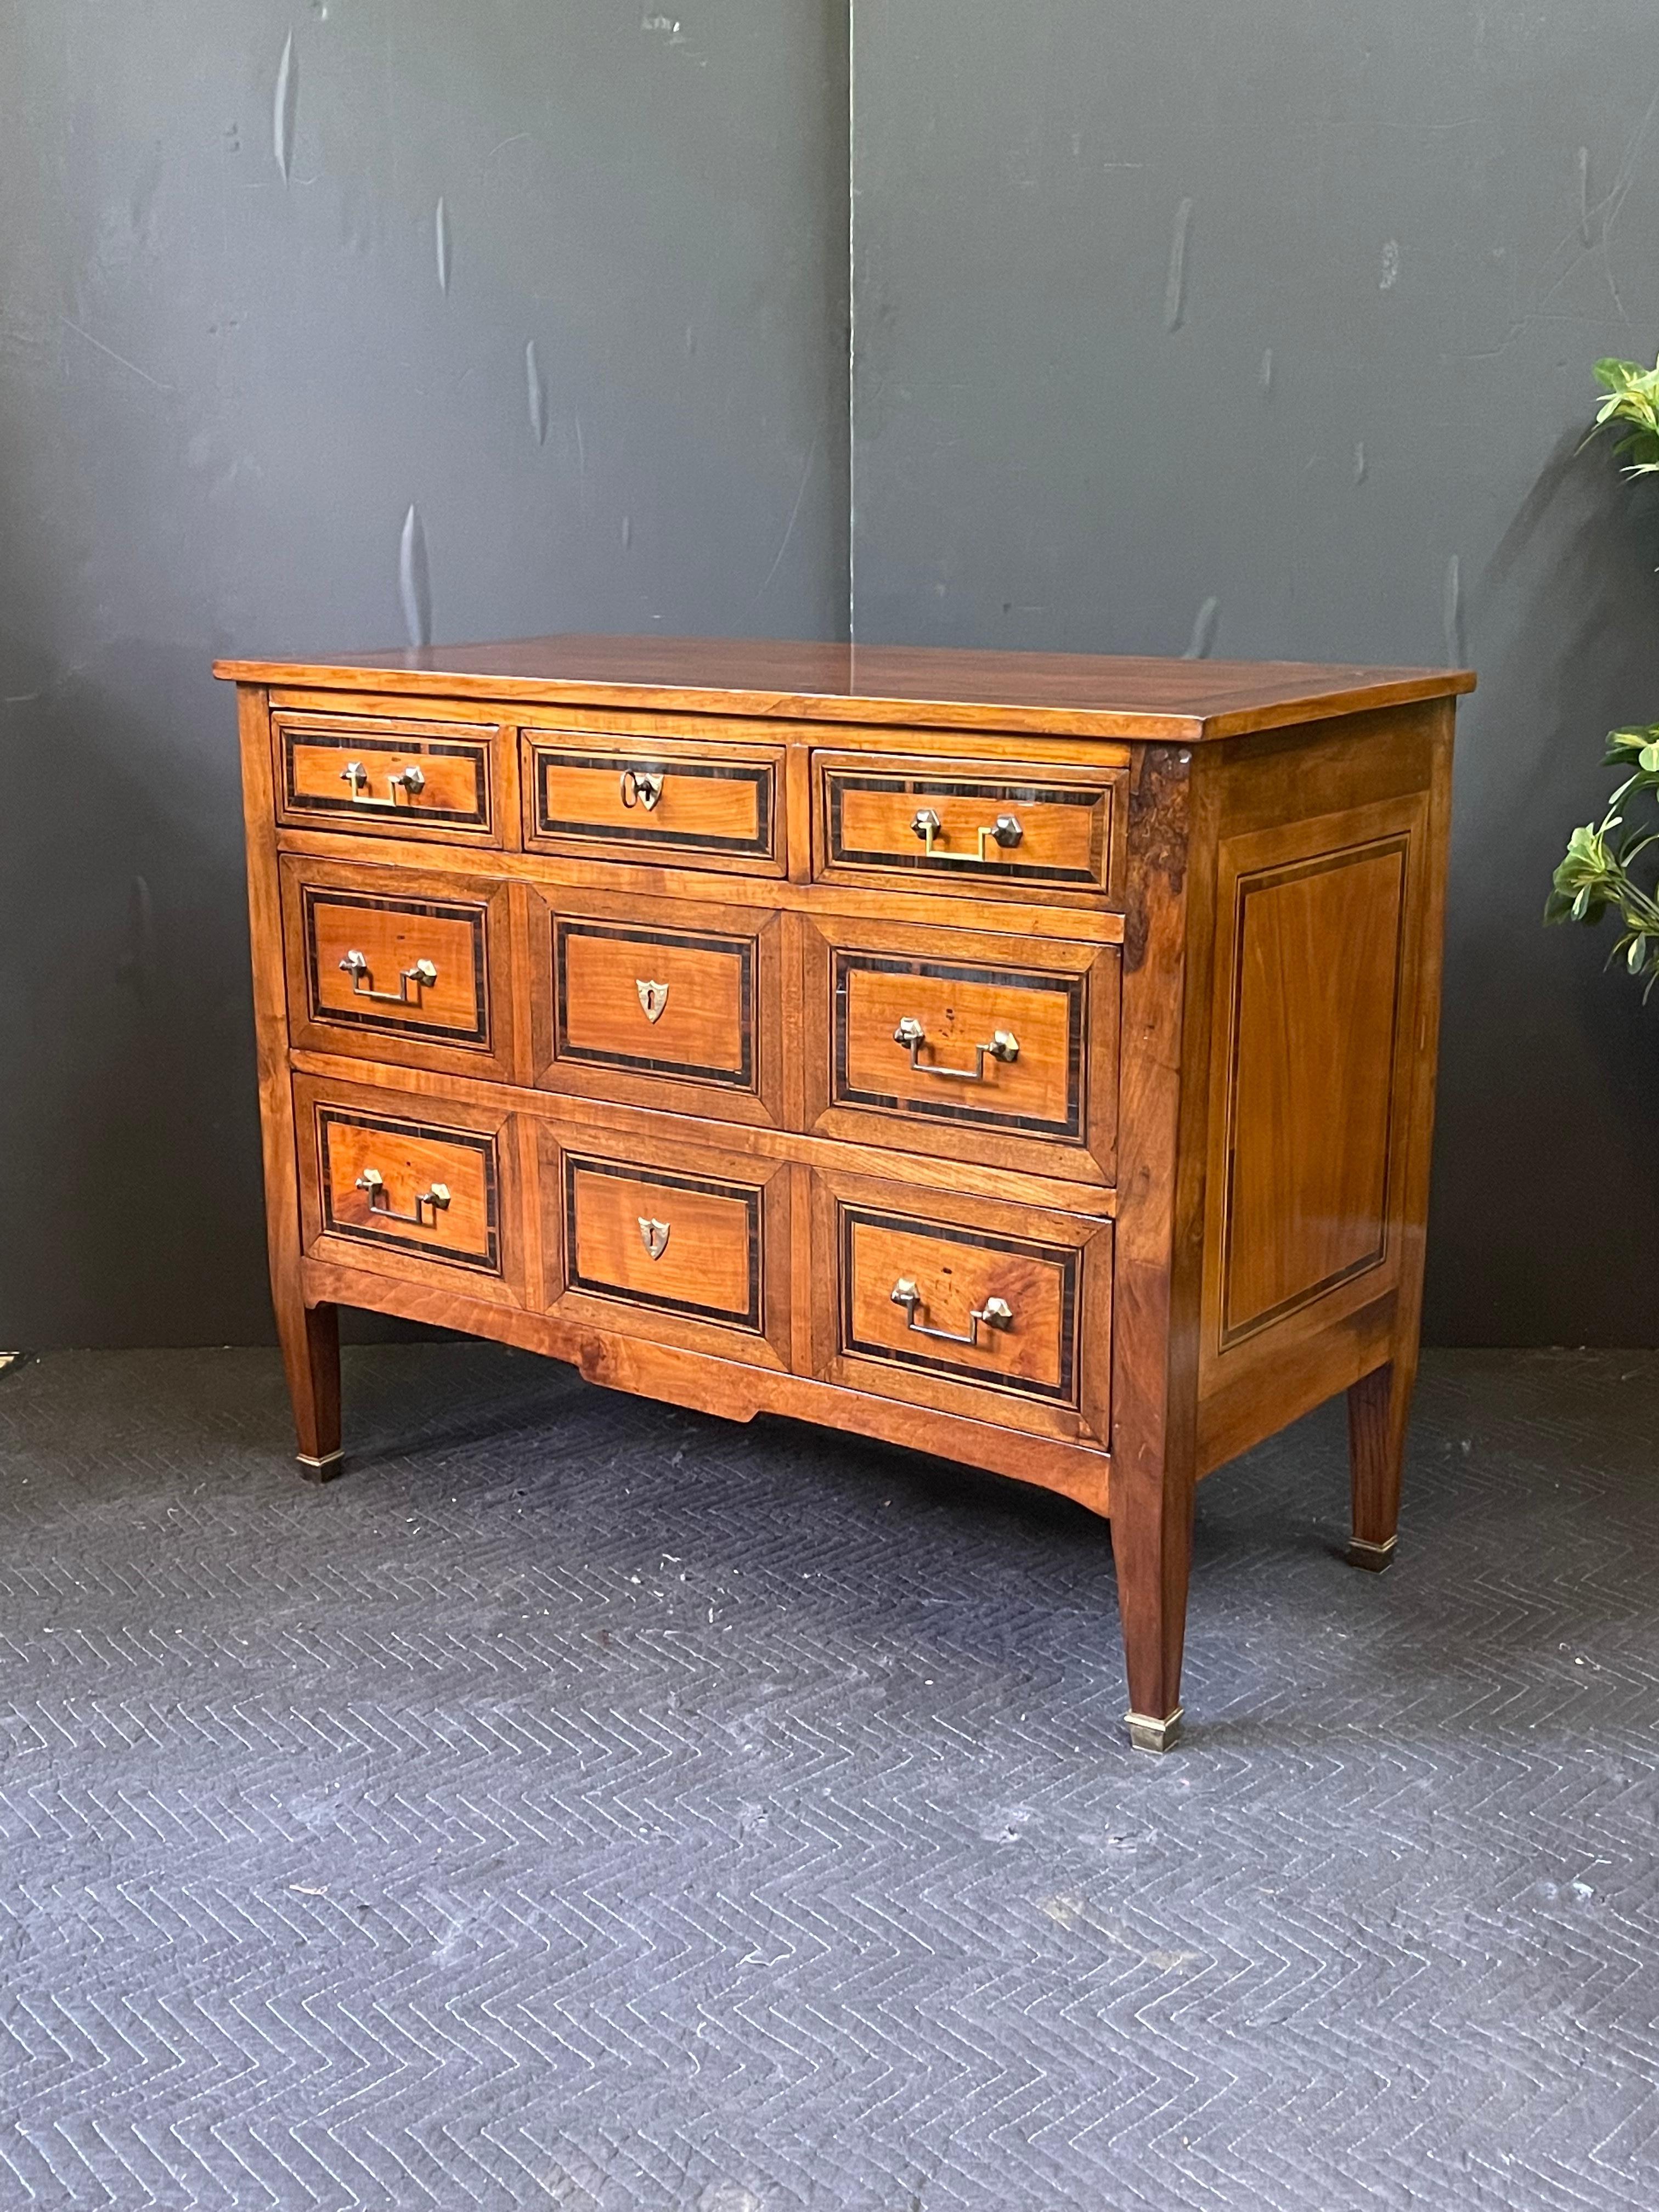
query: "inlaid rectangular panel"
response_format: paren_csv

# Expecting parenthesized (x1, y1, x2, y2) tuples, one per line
(1201, 793, 1428, 1401)
(557, 921, 752, 1087)
(802, 917, 1118, 1182)
(316, 1107, 501, 1275)
(526, 887, 782, 1127)
(809, 1167, 1113, 1447)
(814, 752, 1124, 903)
(839, 957, 1078, 1132)
(280, 857, 519, 1081)
(294, 1075, 528, 1307)
(523, 727, 784, 874)
(274, 713, 500, 843)
(1220, 838, 1407, 1339)
(563, 1154, 762, 1331)
(841, 1208, 1078, 1400)
(540, 1120, 792, 1368)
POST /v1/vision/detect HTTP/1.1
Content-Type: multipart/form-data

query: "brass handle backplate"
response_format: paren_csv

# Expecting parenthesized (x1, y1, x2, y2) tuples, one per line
(892, 1017, 1019, 1084)
(911, 806, 943, 853)
(890, 1278, 1014, 1347)
(341, 760, 427, 808)
(354, 1168, 450, 1226)
(340, 950, 438, 1005)
(619, 769, 664, 811)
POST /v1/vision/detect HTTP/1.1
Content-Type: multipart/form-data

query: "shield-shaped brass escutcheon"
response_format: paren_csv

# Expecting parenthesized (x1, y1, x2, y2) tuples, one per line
(636, 978, 669, 1024)
(638, 1216, 671, 1262)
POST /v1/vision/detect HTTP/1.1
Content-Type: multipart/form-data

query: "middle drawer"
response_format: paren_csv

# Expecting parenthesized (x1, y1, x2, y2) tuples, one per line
(801, 914, 1119, 1184)
(280, 860, 785, 1128)
(527, 884, 785, 1128)
(281, 855, 522, 1084)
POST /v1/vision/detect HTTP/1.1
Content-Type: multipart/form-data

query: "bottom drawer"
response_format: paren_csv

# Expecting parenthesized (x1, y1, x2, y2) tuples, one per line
(810, 1167, 1112, 1447)
(544, 1124, 793, 1369)
(295, 1075, 526, 1305)
(565, 1154, 762, 1330)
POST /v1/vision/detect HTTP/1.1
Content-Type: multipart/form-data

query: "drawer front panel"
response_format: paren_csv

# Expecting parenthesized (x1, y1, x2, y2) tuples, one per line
(803, 918, 1119, 1184)
(816, 754, 1121, 899)
(837, 953, 1080, 1140)
(276, 716, 498, 842)
(281, 858, 519, 1082)
(563, 1154, 762, 1330)
(840, 1206, 1079, 1402)
(302, 885, 489, 1049)
(525, 731, 783, 872)
(810, 1169, 1112, 1446)
(316, 1105, 502, 1276)
(556, 918, 752, 1091)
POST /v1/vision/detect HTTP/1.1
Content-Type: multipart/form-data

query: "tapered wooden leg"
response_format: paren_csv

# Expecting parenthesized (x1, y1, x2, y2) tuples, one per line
(278, 1296, 342, 1481)
(1113, 1462, 1195, 1752)
(1347, 1357, 1413, 1569)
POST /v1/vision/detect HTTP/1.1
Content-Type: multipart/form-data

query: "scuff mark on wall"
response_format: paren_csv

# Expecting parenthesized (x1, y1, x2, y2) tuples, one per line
(1163, 198, 1193, 332)
(1259, 347, 1273, 397)
(399, 505, 432, 648)
(273, 32, 297, 184)
(1353, 441, 1367, 483)
(1380, 238, 1400, 291)
(622, 515, 633, 549)
(61, 318, 172, 394)
(435, 198, 451, 294)
(748, 438, 819, 613)
(1443, 552, 1464, 663)
(525, 340, 547, 445)
(1578, 146, 1593, 247)
(1181, 595, 1219, 660)
(119, 877, 155, 1002)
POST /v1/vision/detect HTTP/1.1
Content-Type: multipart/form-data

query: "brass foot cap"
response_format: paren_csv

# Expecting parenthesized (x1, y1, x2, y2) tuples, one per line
(1125, 1707, 1183, 1753)
(1347, 1534, 1397, 1572)
(296, 1449, 345, 1484)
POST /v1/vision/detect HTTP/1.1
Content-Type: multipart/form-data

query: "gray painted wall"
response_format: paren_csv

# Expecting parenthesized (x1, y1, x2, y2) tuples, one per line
(0, 2, 849, 1346)
(851, 2, 1659, 1347)
(3, 3, 1656, 1348)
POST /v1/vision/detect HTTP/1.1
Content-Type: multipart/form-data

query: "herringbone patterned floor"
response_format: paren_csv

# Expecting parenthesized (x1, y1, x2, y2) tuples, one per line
(1, 1346, 1655, 2209)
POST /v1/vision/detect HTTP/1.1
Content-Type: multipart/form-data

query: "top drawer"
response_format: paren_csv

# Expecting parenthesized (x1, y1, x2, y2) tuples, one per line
(814, 752, 1125, 904)
(275, 713, 501, 845)
(523, 729, 785, 876)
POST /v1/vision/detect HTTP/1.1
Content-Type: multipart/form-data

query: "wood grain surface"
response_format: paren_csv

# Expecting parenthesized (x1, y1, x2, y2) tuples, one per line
(219, 634, 1474, 742)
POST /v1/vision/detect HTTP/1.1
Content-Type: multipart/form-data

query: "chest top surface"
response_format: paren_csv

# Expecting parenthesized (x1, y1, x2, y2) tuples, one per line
(215, 633, 1475, 742)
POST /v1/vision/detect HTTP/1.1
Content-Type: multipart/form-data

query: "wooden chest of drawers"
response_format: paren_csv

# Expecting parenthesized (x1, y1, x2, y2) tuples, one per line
(218, 636, 1472, 1748)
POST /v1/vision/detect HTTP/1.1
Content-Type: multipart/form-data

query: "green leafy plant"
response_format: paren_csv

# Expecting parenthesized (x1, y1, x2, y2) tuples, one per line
(1546, 358, 1659, 994)
(1590, 354, 1659, 476)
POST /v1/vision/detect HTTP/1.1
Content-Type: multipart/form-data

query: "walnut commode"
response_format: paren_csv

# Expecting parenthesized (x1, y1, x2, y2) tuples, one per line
(218, 635, 1472, 1750)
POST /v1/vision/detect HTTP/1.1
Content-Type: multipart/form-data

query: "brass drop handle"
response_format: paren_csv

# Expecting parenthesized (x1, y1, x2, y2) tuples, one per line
(340, 950, 438, 1005)
(893, 1016, 1019, 1082)
(619, 769, 664, 811)
(890, 1278, 1014, 1347)
(341, 760, 426, 808)
(909, 808, 1023, 860)
(354, 1167, 450, 1226)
